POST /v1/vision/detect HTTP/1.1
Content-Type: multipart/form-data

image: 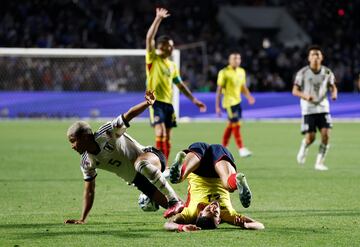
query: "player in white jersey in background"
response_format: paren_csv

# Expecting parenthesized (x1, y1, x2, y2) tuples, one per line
(64, 91, 184, 224)
(292, 45, 338, 171)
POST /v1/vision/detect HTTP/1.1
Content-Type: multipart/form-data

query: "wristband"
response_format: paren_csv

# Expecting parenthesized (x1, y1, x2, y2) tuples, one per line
(177, 224, 185, 232)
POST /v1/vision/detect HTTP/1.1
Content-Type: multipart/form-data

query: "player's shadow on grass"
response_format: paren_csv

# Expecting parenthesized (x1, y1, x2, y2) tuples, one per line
(1, 223, 159, 240)
(251, 209, 360, 218)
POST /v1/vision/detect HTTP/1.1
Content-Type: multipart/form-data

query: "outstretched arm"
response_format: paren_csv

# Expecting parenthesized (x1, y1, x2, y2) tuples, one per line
(123, 91, 155, 123)
(146, 8, 170, 51)
(222, 212, 264, 230)
(64, 180, 95, 224)
(241, 84, 255, 105)
(176, 83, 207, 112)
(215, 85, 222, 117)
(164, 214, 201, 232)
(329, 83, 338, 101)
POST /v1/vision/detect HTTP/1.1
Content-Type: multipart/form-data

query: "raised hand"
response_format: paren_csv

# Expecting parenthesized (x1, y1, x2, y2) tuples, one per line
(156, 8, 170, 19)
(182, 224, 201, 232)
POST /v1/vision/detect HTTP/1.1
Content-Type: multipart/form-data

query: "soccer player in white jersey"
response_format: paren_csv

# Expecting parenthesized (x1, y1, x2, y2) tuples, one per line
(64, 91, 184, 224)
(292, 45, 338, 171)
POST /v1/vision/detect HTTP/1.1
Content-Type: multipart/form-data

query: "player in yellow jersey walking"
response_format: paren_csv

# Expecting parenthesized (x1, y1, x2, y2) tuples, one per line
(216, 51, 255, 157)
(146, 8, 207, 169)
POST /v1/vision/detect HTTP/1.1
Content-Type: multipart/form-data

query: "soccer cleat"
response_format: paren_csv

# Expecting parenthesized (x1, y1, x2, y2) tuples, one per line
(296, 148, 308, 165)
(236, 173, 252, 208)
(315, 163, 329, 171)
(163, 200, 184, 218)
(169, 151, 186, 184)
(239, 147, 252, 158)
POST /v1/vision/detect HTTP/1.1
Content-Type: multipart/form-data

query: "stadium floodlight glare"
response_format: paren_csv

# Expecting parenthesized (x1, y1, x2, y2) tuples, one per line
(0, 47, 181, 117)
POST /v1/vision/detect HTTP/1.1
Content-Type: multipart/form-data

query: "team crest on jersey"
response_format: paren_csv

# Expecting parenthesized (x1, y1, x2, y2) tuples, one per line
(162, 68, 171, 77)
(104, 142, 115, 152)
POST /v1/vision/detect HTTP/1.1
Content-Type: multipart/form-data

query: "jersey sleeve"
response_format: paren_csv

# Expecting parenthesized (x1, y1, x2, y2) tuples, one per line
(110, 114, 130, 136)
(172, 63, 182, 85)
(146, 49, 156, 64)
(80, 153, 97, 181)
(217, 70, 225, 87)
(327, 69, 336, 86)
(294, 70, 303, 87)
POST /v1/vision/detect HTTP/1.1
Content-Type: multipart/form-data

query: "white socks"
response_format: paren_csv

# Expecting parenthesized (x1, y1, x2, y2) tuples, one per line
(135, 160, 178, 203)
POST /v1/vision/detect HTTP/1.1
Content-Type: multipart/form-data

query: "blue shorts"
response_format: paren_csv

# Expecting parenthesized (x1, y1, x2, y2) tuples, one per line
(149, 100, 177, 128)
(225, 103, 242, 122)
(184, 142, 237, 178)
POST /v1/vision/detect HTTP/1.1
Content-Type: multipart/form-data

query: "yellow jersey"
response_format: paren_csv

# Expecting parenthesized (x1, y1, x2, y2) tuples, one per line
(179, 173, 242, 225)
(146, 49, 181, 104)
(217, 65, 246, 108)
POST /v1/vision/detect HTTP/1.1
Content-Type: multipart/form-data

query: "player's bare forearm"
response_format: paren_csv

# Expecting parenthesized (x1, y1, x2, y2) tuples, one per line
(330, 84, 338, 100)
(80, 180, 95, 222)
(241, 84, 255, 104)
(64, 180, 95, 224)
(215, 86, 222, 116)
(123, 91, 155, 122)
(146, 18, 162, 50)
(164, 222, 201, 232)
(146, 8, 170, 50)
(178, 83, 207, 112)
(292, 85, 312, 101)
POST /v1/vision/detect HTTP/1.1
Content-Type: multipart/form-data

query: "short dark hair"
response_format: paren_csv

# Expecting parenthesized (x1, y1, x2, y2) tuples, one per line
(156, 35, 172, 46)
(228, 50, 241, 57)
(307, 45, 322, 55)
(195, 215, 218, 229)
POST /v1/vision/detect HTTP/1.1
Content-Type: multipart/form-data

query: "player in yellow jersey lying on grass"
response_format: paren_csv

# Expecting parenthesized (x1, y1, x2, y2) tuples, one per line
(163, 142, 264, 231)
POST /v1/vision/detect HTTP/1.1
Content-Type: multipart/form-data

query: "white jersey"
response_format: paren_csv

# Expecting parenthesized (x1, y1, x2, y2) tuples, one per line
(80, 114, 146, 183)
(294, 65, 335, 115)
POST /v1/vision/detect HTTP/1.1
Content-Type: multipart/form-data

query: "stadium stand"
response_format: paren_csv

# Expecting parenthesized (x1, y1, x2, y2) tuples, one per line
(0, 0, 359, 92)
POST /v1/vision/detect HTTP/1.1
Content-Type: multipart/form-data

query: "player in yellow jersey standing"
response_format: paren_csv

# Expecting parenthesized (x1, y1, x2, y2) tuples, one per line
(216, 52, 255, 157)
(146, 8, 207, 170)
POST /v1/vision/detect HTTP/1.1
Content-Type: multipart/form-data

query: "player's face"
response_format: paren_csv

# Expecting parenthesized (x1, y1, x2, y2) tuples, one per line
(199, 201, 221, 225)
(308, 50, 323, 66)
(157, 40, 174, 57)
(229, 54, 241, 68)
(68, 134, 87, 154)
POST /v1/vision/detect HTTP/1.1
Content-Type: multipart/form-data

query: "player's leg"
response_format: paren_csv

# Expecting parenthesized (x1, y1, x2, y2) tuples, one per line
(222, 121, 232, 147)
(214, 160, 252, 208)
(229, 104, 251, 157)
(169, 142, 209, 184)
(210, 145, 252, 208)
(170, 151, 201, 184)
(297, 114, 316, 164)
(134, 151, 183, 217)
(151, 102, 166, 155)
(315, 113, 332, 170)
(163, 103, 177, 163)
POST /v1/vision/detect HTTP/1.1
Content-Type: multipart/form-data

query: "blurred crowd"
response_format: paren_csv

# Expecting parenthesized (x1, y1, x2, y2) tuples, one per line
(0, 0, 359, 92)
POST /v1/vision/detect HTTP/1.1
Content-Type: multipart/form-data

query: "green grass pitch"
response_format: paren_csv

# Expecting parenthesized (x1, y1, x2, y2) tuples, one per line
(0, 120, 359, 246)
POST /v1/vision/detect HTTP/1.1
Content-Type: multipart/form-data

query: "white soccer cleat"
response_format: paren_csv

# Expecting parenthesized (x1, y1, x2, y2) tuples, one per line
(296, 149, 307, 165)
(169, 151, 186, 184)
(315, 163, 329, 171)
(239, 147, 252, 158)
(236, 173, 252, 208)
(296, 140, 308, 165)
